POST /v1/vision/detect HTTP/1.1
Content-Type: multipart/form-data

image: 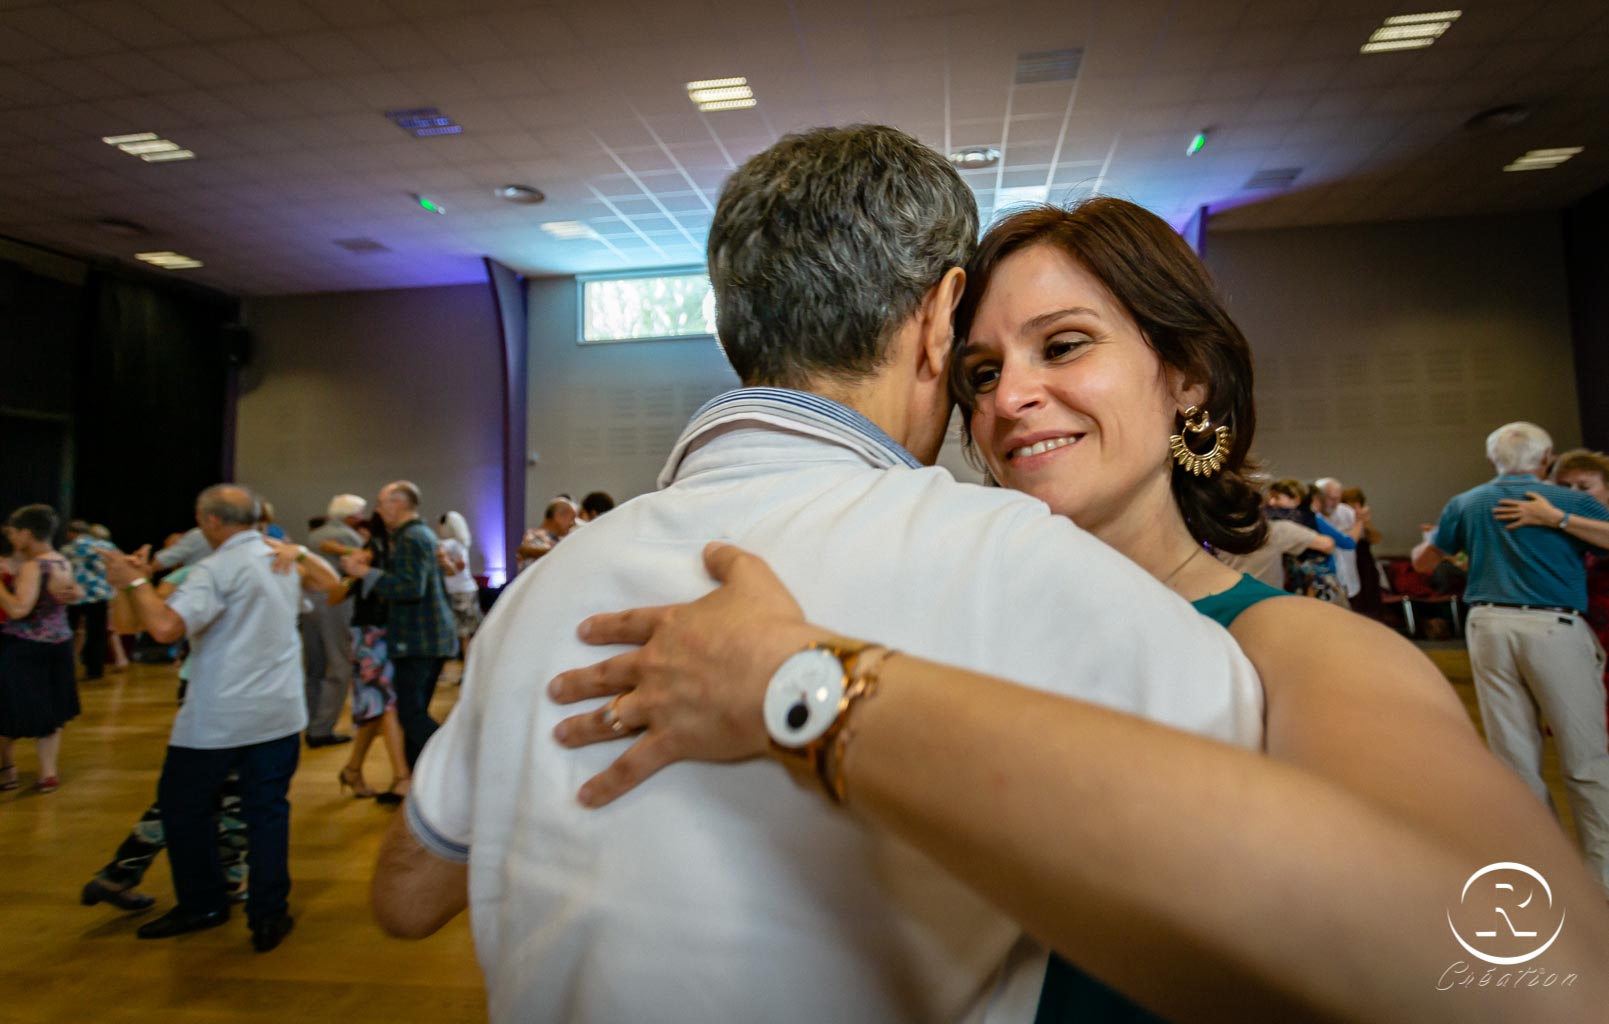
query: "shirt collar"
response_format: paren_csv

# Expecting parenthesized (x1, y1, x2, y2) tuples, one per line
(214, 530, 261, 554)
(658, 387, 921, 489)
(1495, 473, 1542, 483)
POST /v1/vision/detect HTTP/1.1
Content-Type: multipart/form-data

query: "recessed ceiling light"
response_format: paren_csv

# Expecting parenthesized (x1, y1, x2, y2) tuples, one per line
(412, 193, 446, 214)
(542, 221, 599, 241)
(948, 146, 1001, 170)
(103, 132, 195, 162)
(1186, 130, 1209, 156)
(686, 77, 755, 112)
(494, 184, 546, 204)
(1361, 10, 1460, 53)
(135, 250, 202, 270)
(1503, 146, 1584, 171)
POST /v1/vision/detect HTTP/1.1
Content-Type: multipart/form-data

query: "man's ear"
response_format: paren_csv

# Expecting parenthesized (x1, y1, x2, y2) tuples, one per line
(917, 267, 966, 383)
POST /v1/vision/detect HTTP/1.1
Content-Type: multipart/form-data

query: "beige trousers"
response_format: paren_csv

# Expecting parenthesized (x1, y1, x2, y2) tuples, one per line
(1466, 604, 1609, 892)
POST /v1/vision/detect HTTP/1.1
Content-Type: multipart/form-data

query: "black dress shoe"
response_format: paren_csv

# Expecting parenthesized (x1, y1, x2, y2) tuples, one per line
(136, 905, 229, 939)
(250, 913, 294, 953)
(81, 879, 156, 912)
(305, 733, 353, 748)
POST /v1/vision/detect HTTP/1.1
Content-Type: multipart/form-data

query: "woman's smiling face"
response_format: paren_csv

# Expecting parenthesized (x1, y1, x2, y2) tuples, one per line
(959, 242, 1189, 530)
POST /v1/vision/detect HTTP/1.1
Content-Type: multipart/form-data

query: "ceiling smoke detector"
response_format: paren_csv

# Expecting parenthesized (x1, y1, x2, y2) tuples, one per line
(494, 184, 546, 204)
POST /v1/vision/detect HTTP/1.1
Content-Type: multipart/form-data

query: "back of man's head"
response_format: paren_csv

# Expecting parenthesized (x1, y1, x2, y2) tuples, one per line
(197, 484, 260, 527)
(1486, 422, 1552, 475)
(328, 493, 367, 520)
(385, 481, 422, 509)
(707, 124, 977, 389)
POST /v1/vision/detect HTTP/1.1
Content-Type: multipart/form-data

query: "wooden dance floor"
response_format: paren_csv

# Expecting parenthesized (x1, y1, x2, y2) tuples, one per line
(0, 648, 1578, 1022)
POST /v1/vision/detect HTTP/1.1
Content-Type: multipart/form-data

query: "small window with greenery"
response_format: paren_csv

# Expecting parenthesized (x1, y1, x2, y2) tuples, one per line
(580, 271, 717, 344)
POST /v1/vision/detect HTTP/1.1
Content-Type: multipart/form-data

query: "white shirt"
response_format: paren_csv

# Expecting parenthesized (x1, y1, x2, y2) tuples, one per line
(440, 538, 477, 595)
(166, 530, 308, 749)
(1322, 503, 1361, 597)
(408, 388, 1265, 1024)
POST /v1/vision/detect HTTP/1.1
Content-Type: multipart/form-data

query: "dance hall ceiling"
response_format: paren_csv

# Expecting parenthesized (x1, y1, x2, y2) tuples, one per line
(0, 0, 1605, 294)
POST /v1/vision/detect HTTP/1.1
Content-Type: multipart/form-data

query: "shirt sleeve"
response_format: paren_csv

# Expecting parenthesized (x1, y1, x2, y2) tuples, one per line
(406, 687, 478, 863)
(1278, 521, 1322, 556)
(1314, 515, 1357, 550)
(1431, 498, 1463, 555)
(165, 564, 223, 636)
(155, 529, 209, 570)
(368, 528, 433, 603)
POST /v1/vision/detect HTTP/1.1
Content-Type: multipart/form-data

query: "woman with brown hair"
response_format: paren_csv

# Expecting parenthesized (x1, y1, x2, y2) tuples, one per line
(0, 504, 80, 793)
(541, 199, 1609, 1020)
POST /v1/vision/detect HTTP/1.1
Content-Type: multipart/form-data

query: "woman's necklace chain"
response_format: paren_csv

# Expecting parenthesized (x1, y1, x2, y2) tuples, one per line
(1160, 545, 1204, 589)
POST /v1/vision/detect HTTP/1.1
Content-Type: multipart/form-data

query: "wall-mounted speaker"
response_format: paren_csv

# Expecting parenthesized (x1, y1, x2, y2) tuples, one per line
(220, 324, 252, 367)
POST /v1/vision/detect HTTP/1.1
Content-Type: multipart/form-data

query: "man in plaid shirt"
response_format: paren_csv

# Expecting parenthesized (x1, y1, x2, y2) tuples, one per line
(342, 481, 456, 771)
(62, 519, 117, 680)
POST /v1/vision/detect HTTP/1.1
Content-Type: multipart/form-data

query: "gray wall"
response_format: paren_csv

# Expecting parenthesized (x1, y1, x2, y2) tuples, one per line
(523, 275, 984, 513)
(1206, 213, 1581, 553)
(524, 275, 739, 511)
(236, 283, 506, 577)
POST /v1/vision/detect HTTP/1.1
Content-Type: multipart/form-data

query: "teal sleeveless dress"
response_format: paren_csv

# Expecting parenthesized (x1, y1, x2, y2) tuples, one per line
(1033, 573, 1285, 1023)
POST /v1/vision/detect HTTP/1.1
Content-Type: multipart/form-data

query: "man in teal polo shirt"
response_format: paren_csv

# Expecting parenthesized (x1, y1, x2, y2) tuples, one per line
(1414, 421, 1609, 893)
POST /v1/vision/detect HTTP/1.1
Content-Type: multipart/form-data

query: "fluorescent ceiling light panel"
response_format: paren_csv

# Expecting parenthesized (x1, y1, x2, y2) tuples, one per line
(687, 77, 755, 111)
(118, 140, 180, 155)
(996, 185, 1051, 207)
(105, 132, 194, 161)
(542, 221, 599, 240)
(1383, 10, 1462, 24)
(1362, 10, 1459, 52)
(1503, 146, 1584, 171)
(1361, 38, 1435, 52)
(135, 251, 203, 269)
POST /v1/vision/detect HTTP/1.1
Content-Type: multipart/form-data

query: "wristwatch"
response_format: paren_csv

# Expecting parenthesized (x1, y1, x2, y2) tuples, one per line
(763, 641, 894, 803)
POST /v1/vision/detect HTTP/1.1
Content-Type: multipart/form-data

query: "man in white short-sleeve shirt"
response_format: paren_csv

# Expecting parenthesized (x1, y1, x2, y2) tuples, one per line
(106, 484, 337, 953)
(373, 126, 1264, 1024)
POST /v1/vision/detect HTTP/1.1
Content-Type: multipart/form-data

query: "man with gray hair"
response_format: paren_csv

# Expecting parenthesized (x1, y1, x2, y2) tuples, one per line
(1414, 421, 1609, 892)
(300, 493, 369, 748)
(373, 125, 1262, 1022)
(104, 484, 338, 951)
(1311, 477, 1367, 599)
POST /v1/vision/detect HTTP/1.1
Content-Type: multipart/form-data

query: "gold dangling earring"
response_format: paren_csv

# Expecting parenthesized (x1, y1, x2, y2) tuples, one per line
(1169, 406, 1232, 478)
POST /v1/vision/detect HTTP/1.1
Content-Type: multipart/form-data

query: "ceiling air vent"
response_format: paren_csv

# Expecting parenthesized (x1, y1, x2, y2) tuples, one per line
(1243, 167, 1301, 191)
(384, 108, 462, 137)
(334, 238, 390, 253)
(1015, 49, 1083, 85)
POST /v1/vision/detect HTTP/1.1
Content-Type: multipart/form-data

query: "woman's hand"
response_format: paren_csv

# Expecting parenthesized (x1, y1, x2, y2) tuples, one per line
(1494, 491, 1565, 530)
(548, 542, 828, 808)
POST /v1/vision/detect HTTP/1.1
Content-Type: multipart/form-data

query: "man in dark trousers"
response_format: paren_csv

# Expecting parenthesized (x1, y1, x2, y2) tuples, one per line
(105, 484, 337, 952)
(342, 480, 456, 772)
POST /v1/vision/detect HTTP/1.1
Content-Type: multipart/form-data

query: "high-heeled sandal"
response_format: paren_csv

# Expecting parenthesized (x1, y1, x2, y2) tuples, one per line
(337, 765, 376, 798)
(375, 775, 411, 806)
(0, 764, 17, 791)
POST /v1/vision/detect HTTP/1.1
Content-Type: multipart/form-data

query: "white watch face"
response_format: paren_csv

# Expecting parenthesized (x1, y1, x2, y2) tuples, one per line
(763, 648, 846, 749)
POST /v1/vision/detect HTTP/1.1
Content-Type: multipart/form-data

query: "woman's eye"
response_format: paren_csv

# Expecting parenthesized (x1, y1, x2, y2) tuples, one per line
(966, 365, 1000, 393)
(1045, 335, 1087, 359)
